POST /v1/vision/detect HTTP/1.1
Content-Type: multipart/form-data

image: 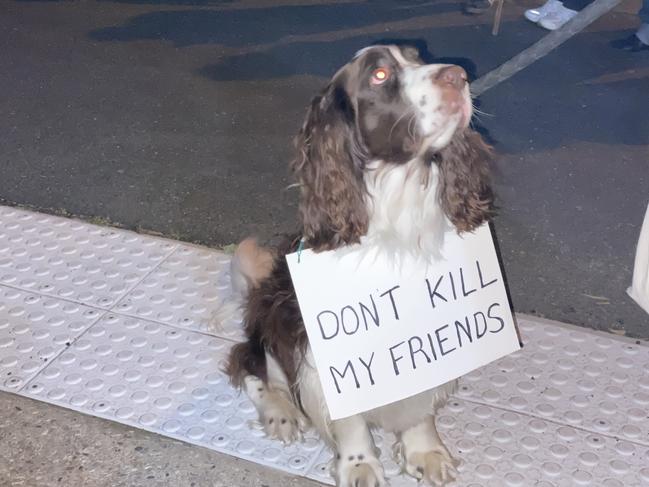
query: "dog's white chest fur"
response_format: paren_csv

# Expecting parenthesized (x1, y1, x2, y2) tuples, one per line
(363, 159, 449, 259)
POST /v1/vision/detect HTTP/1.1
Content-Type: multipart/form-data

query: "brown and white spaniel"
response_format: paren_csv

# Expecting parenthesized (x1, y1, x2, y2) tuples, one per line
(224, 44, 494, 487)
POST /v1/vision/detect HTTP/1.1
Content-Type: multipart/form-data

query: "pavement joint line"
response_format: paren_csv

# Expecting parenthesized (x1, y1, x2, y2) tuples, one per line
(97, 240, 246, 345)
(12, 309, 237, 398)
(99, 240, 246, 344)
(0, 281, 109, 313)
(0, 240, 182, 376)
(14, 307, 110, 395)
(97, 307, 245, 345)
(457, 395, 649, 450)
(105, 240, 181, 313)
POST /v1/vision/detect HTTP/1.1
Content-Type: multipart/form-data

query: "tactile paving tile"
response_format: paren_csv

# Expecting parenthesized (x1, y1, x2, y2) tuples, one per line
(0, 287, 103, 392)
(114, 244, 244, 340)
(1, 205, 649, 486)
(306, 399, 649, 486)
(0, 206, 177, 308)
(20, 312, 325, 474)
(456, 317, 649, 446)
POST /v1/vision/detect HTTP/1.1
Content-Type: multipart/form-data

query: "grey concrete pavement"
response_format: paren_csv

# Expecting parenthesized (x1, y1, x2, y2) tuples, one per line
(0, 392, 323, 487)
(0, 0, 647, 338)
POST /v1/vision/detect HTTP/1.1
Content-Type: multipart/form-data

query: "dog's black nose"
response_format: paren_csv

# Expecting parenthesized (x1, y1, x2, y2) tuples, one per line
(435, 66, 468, 89)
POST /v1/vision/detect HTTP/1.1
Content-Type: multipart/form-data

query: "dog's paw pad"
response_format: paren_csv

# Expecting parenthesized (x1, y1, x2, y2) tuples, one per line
(405, 450, 458, 486)
(262, 409, 303, 444)
(336, 454, 386, 487)
(260, 392, 308, 444)
(243, 376, 308, 444)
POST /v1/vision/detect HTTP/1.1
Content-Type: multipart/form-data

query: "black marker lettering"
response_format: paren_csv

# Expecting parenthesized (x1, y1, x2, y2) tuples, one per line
(358, 352, 376, 386)
(425, 276, 447, 309)
(460, 267, 477, 297)
(426, 332, 439, 361)
(435, 324, 457, 356)
(477, 260, 498, 288)
(455, 317, 473, 347)
(474, 311, 488, 338)
(408, 336, 431, 370)
(389, 341, 405, 376)
(317, 310, 339, 340)
(488, 302, 505, 333)
(380, 285, 401, 320)
(340, 305, 360, 336)
(448, 272, 457, 300)
(329, 361, 359, 394)
(359, 295, 380, 330)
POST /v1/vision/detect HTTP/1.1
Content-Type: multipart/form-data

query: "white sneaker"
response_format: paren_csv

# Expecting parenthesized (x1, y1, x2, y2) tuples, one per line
(538, 4, 578, 30)
(524, 0, 561, 23)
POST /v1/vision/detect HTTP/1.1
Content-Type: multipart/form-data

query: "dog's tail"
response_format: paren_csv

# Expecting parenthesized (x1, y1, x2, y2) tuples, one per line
(209, 238, 275, 334)
(230, 237, 275, 297)
(219, 239, 275, 385)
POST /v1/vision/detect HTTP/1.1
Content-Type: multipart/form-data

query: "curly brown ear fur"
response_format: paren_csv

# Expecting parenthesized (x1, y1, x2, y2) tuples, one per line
(291, 80, 369, 251)
(436, 129, 495, 232)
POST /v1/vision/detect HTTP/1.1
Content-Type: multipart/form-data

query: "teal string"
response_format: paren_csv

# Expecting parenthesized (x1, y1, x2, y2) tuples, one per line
(297, 237, 306, 263)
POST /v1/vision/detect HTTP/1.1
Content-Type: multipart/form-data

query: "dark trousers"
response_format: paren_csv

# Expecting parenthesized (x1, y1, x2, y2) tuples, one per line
(562, 0, 591, 11)
(641, 0, 649, 23)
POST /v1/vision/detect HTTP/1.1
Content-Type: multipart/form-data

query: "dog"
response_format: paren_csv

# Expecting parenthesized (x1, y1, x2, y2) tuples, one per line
(224, 44, 494, 487)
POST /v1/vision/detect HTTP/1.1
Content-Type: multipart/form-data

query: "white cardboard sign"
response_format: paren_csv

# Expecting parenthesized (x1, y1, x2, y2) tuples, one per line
(286, 224, 521, 420)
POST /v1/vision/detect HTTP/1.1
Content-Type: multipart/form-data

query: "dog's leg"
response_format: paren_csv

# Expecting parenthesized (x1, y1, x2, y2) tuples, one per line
(331, 415, 386, 487)
(395, 415, 458, 486)
(243, 355, 308, 445)
(297, 352, 385, 486)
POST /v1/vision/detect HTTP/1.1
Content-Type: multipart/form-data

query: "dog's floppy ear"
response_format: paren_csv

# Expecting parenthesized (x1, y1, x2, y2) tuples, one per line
(291, 78, 369, 251)
(436, 130, 495, 232)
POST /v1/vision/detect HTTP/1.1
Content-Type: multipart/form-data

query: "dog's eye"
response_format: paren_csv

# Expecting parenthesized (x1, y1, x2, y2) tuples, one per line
(371, 67, 390, 85)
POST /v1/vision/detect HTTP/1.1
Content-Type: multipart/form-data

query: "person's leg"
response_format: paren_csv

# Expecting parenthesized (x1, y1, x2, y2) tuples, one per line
(639, 0, 649, 24)
(612, 0, 649, 51)
(538, 0, 589, 30)
(463, 0, 492, 15)
(637, 0, 649, 45)
(524, 0, 563, 23)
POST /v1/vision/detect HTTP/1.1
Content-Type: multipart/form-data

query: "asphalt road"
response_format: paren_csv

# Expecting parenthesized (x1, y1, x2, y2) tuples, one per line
(1, 0, 648, 337)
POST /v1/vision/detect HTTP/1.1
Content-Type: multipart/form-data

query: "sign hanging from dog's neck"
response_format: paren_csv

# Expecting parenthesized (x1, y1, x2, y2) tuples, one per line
(286, 224, 521, 420)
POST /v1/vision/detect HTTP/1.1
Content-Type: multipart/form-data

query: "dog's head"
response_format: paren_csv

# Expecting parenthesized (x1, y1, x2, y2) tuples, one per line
(292, 45, 494, 251)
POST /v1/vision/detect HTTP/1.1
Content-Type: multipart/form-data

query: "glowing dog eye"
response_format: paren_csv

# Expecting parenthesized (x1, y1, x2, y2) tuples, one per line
(371, 68, 390, 85)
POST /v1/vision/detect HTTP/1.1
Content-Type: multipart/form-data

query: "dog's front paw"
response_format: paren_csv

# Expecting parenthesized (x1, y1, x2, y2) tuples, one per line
(260, 393, 307, 444)
(405, 449, 458, 486)
(244, 376, 307, 444)
(334, 453, 386, 487)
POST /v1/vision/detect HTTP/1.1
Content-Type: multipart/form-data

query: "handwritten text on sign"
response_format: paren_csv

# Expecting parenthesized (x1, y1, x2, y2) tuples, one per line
(286, 224, 521, 420)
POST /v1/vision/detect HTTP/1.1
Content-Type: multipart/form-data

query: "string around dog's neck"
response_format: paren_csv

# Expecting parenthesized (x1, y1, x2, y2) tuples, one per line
(297, 236, 307, 263)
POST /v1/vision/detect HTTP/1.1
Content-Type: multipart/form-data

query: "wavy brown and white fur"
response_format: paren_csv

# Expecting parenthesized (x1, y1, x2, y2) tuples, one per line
(223, 45, 494, 487)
